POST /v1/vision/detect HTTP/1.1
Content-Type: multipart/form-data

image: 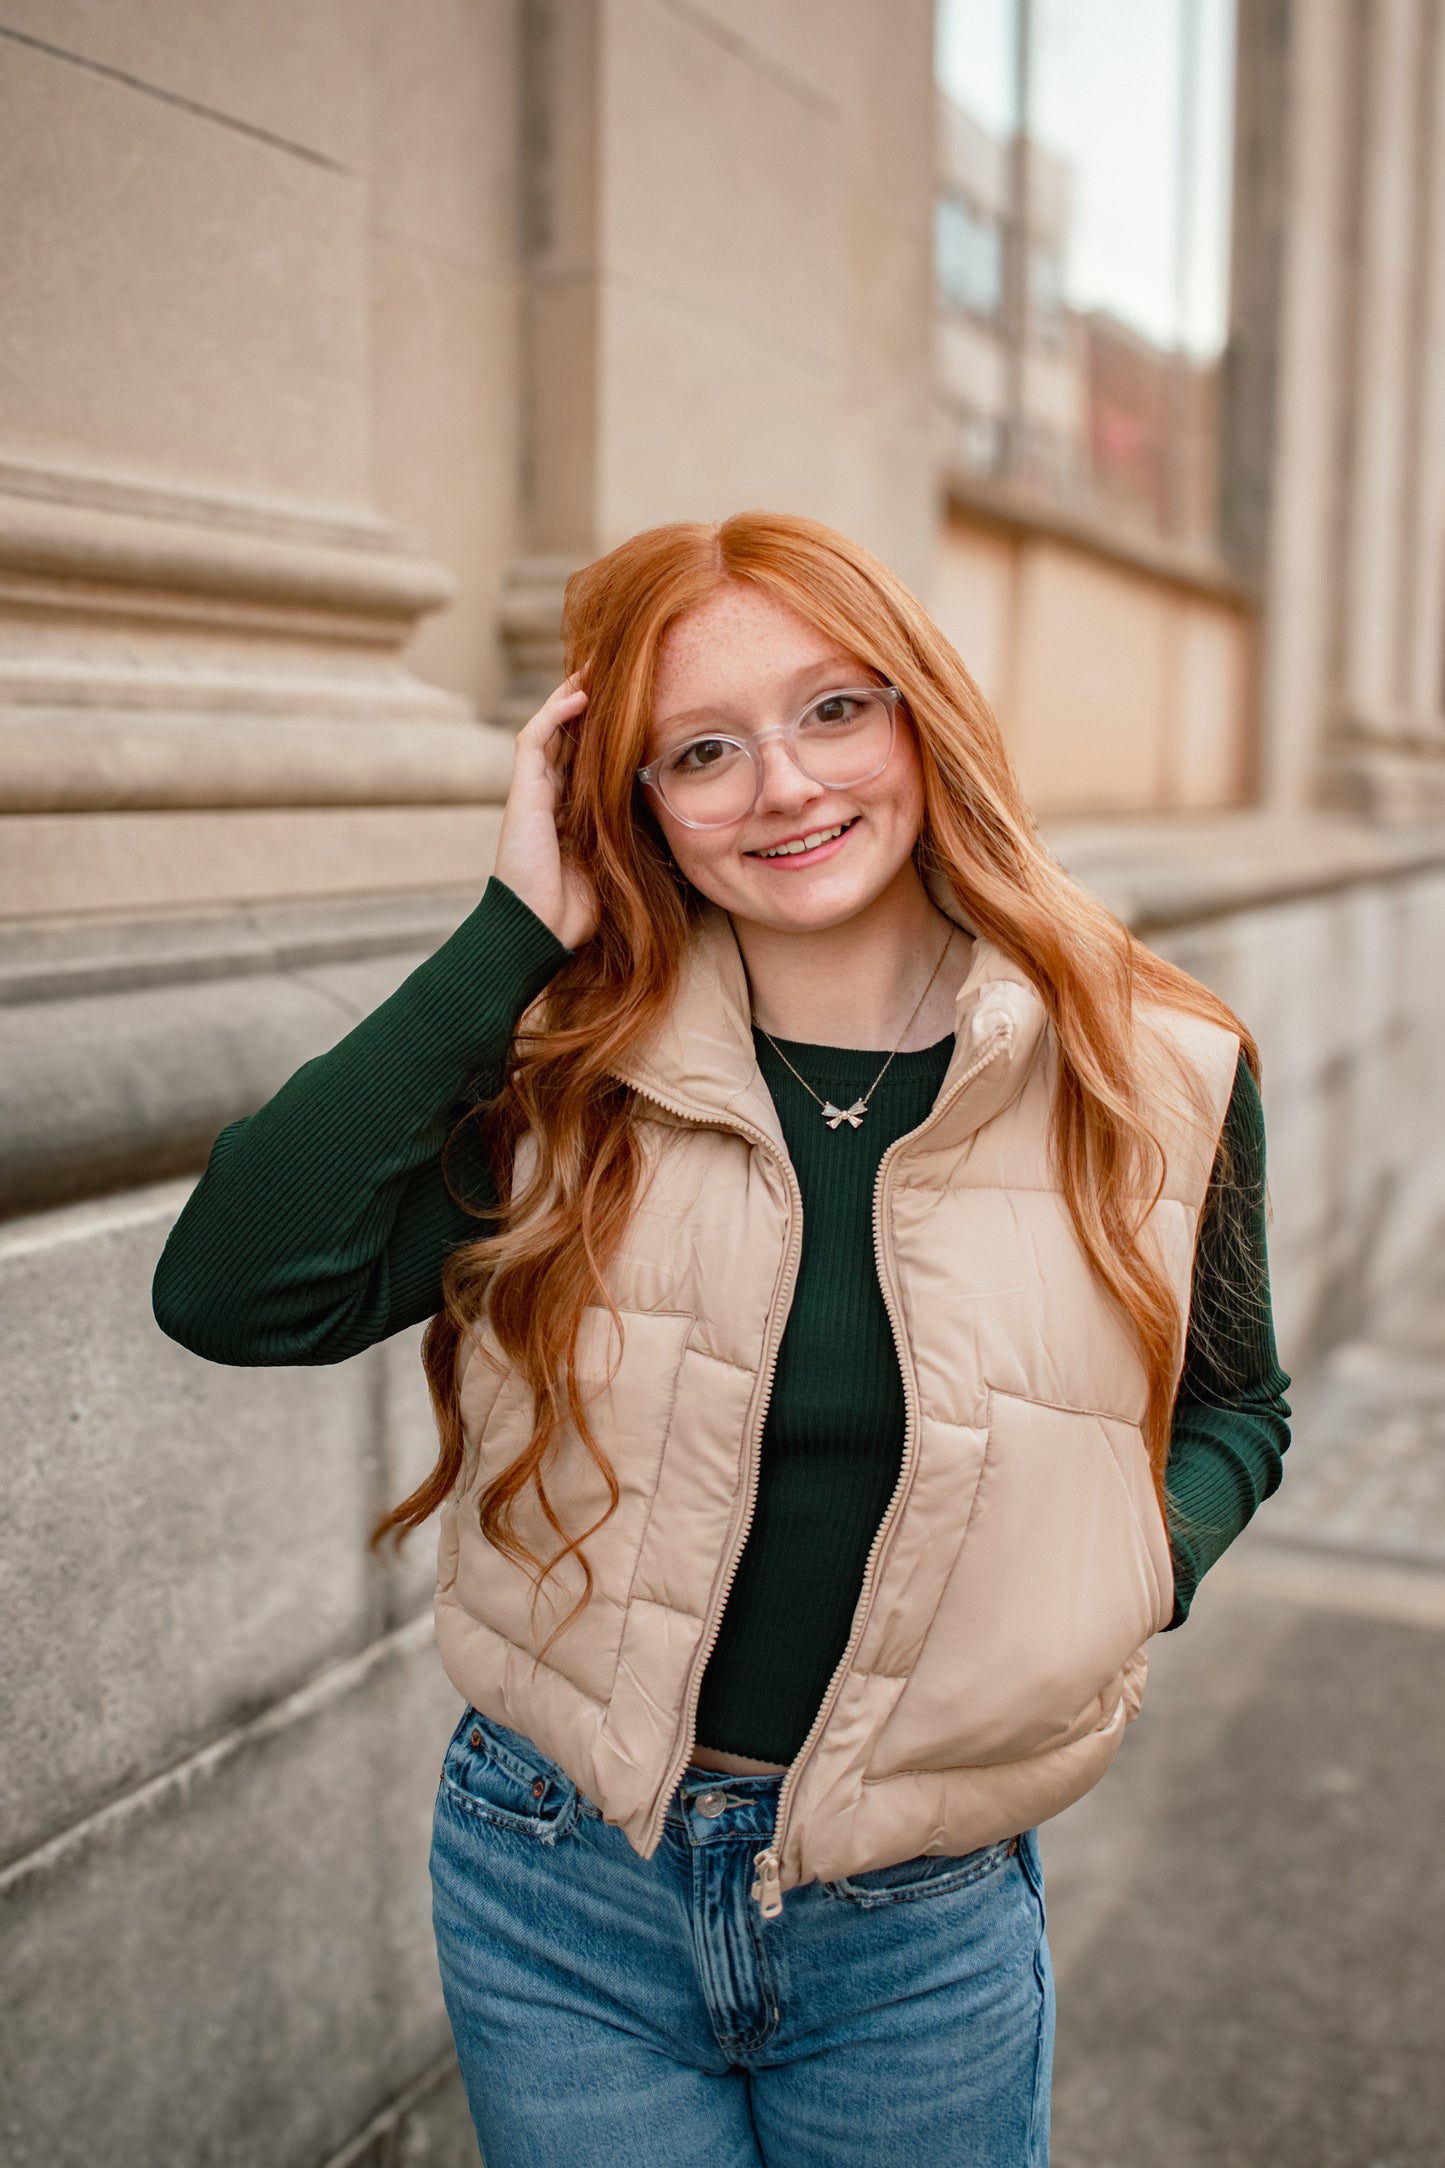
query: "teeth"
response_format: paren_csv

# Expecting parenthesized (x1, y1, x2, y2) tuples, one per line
(758, 821, 848, 859)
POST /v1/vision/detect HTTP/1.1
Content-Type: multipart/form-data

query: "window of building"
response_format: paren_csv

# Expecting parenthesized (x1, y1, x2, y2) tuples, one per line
(935, 0, 1237, 552)
(936, 194, 1005, 319)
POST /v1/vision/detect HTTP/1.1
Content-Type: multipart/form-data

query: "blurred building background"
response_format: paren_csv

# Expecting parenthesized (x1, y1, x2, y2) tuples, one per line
(2, 3, 1444, 2163)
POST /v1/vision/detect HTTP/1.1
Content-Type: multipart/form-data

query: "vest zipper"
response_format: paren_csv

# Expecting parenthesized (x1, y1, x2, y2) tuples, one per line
(617, 1079, 806, 1865)
(750, 1025, 1011, 1919)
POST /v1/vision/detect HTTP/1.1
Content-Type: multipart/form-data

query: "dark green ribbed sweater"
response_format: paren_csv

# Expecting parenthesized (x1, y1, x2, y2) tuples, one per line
(153, 876, 1291, 1766)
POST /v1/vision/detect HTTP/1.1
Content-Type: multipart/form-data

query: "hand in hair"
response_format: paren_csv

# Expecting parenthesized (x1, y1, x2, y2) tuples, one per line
(494, 674, 601, 950)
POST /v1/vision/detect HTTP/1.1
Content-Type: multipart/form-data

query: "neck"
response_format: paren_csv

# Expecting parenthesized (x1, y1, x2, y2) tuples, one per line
(731, 860, 972, 1051)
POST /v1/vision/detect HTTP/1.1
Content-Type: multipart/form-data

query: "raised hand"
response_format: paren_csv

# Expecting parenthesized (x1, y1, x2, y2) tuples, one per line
(493, 674, 600, 951)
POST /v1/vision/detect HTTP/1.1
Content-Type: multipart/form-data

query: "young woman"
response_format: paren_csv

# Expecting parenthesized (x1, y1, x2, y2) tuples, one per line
(153, 512, 1290, 2168)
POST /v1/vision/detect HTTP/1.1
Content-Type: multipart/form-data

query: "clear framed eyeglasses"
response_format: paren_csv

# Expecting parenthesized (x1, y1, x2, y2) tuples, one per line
(636, 684, 902, 828)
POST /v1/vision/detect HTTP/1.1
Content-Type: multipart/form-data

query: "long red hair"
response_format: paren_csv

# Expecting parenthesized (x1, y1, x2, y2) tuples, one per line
(372, 512, 1256, 1649)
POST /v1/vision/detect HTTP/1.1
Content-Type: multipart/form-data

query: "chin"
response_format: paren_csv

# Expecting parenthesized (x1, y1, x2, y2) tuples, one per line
(740, 865, 897, 928)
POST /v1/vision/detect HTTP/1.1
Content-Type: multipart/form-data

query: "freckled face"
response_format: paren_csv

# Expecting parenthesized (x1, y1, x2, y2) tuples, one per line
(642, 585, 926, 933)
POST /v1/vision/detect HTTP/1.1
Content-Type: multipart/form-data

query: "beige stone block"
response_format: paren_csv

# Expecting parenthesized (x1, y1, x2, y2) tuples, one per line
(370, 236, 520, 715)
(826, 406, 936, 602)
(604, 0, 842, 363)
(380, 1323, 452, 1624)
(595, 281, 840, 543)
(0, 805, 503, 917)
(0, 1184, 380, 1860)
(367, 0, 516, 271)
(0, 0, 368, 166)
(666, 0, 853, 109)
(0, 1622, 460, 2168)
(835, 6, 935, 426)
(1009, 541, 1171, 816)
(526, 275, 602, 556)
(0, 39, 370, 507)
(927, 523, 1015, 711)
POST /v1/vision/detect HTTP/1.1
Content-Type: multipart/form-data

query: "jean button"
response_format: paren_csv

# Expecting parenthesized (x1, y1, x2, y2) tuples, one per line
(697, 1789, 727, 1817)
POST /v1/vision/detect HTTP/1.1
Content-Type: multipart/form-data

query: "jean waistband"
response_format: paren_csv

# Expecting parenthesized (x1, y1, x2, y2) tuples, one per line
(465, 1710, 782, 1846)
(664, 1763, 784, 1847)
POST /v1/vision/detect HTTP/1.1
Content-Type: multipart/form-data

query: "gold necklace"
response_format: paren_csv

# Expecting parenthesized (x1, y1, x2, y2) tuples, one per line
(752, 925, 956, 1130)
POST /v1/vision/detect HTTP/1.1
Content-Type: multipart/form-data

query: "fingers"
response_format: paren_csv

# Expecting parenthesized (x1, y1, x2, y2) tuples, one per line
(519, 675, 588, 752)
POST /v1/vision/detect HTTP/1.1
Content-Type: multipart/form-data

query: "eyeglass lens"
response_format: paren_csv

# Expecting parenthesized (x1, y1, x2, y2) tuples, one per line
(654, 690, 894, 826)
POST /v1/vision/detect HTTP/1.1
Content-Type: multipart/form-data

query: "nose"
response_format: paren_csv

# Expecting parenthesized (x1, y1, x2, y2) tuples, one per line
(751, 734, 826, 815)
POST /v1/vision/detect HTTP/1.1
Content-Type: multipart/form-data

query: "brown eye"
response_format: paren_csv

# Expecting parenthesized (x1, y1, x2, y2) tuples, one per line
(667, 736, 742, 775)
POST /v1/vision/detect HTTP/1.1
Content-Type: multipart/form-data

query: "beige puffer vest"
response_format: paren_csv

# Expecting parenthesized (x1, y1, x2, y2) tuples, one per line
(433, 878, 1239, 1916)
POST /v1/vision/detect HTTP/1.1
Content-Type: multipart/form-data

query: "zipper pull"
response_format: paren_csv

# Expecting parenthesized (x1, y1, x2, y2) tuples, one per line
(751, 1847, 784, 1920)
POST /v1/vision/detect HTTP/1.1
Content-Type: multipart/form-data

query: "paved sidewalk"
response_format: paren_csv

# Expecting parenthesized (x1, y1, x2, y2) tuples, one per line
(1041, 1314, 1445, 2168)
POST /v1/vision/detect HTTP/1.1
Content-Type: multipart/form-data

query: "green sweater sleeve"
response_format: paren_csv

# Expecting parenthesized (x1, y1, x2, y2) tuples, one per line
(1162, 1051, 1292, 1625)
(151, 877, 574, 1365)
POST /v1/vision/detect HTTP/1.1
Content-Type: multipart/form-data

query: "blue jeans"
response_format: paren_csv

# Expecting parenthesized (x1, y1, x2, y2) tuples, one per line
(430, 1705, 1055, 2166)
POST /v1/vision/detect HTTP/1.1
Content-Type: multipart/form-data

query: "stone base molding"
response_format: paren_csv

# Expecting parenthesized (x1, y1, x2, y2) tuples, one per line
(0, 457, 517, 832)
(0, 712, 515, 814)
(1326, 711, 1445, 823)
(494, 553, 579, 732)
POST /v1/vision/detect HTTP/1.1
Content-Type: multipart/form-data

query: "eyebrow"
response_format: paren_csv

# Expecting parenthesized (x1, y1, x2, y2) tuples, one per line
(650, 651, 862, 739)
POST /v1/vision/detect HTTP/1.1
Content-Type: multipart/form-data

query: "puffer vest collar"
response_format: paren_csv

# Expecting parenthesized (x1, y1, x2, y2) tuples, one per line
(608, 873, 1049, 1155)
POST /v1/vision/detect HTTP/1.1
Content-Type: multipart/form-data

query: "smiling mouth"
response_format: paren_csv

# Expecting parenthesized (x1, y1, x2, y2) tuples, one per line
(748, 816, 860, 860)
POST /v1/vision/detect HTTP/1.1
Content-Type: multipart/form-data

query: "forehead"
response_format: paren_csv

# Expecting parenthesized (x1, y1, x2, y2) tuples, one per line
(651, 586, 860, 738)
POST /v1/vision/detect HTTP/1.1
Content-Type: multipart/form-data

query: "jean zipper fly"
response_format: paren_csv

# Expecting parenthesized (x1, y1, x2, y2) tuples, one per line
(749, 1025, 1011, 1918)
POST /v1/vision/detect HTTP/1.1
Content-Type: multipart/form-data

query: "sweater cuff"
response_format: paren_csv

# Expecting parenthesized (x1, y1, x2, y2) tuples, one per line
(451, 874, 575, 987)
(384, 874, 575, 1091)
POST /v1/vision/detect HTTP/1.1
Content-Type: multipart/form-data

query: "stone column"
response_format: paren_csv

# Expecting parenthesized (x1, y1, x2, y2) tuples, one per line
(1228, 0, 1445, 817)
(0, 5, 514, 919)
(1335, 0, 1445, 808)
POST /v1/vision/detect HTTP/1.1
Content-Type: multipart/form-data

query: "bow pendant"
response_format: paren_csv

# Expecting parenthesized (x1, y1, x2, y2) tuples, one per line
(821, 1099, 868, 1130)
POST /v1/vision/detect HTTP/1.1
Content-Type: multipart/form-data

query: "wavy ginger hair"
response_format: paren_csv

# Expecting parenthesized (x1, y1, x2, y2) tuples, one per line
(372, 511, 1257, 1650)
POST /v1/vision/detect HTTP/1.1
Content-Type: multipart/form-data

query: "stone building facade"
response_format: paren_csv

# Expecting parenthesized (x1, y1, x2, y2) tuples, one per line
(1, 4, 1443, 2163)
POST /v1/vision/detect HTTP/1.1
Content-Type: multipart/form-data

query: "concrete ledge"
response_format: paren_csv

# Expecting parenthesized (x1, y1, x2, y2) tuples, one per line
(0, 803, 503, 922)
(0, 884, 482, 1215)
(0, 949, 442, 1215)
(1044, 808, 1445, 930)
(0, 883, 478, 1004)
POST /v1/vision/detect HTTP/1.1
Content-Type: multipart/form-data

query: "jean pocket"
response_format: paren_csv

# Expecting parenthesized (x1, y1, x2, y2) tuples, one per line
(825, 1834, 1020, 1907)
(439, 1708, 582, 1842)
